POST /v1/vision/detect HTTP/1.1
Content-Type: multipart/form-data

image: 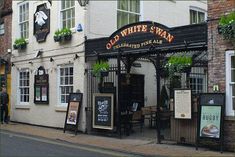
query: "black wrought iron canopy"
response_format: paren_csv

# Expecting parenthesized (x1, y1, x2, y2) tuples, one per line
(85, 21, 207, 61)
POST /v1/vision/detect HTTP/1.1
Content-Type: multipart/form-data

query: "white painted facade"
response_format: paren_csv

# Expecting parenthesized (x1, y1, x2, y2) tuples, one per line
(11, 0, 207, 129)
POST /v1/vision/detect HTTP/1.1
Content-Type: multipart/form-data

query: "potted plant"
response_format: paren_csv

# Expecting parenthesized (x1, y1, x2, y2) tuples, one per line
(54, 29, 62, 42)
(92, 60, 110, 78)
(53, 28, 72, 42)
(13, 38, 27, 50)
(62, 28, 72, 41)
(165, 55, 192, 78)
(218, 11, 235, 46)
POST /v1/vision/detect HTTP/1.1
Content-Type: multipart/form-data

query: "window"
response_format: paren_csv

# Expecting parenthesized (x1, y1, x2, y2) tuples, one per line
(19, 2, 29, 38)
(226, 51, 235, 116)
(117, 0, 140, 29)
(190, 77, 204, 94)
(61, 0, 75, 29)
(19, 69, 30, 103)
(0, 22, 4, 35)
(190, 9, 206, 24)
(58, 65, 74, 105)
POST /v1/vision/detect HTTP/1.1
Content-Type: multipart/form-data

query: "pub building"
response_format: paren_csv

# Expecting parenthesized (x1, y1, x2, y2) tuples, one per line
(9, 0, 234, 151)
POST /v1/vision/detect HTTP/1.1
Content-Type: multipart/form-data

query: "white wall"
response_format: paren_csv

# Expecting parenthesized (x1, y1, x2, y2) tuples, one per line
(86, 0, 207, 39)
(11, 1, 87, 130)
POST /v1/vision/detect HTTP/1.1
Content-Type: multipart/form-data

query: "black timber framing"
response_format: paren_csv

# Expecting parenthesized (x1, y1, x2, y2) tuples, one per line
(85, 22, 208, 143)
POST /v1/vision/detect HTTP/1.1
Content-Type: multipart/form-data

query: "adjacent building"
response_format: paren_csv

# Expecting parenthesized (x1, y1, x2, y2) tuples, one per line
(207, 0, 235, 151)
(0, 0, 12, 116)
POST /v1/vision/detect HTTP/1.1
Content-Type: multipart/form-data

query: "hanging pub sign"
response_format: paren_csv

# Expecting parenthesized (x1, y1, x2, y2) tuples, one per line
(174, 89, 192, 119)
(93, 93, 114, 130)
(34, 66, 49, 104)
(196, 93, 225, 153)
(34, 3, 50, 42)
(106, 21, 174, 51)
(64, 93, 83, 135)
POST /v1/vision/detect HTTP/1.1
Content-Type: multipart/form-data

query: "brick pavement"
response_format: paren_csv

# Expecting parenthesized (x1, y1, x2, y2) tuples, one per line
(0, 122, 234, 157)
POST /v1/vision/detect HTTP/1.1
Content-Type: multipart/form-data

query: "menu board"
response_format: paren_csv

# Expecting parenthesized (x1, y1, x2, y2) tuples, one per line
(174, 89, 192, 119)
(34, 66, 49, 104)
(199, 105, 221, 139)
(93, 93, 114, 130)
(64, 93, 83, 134)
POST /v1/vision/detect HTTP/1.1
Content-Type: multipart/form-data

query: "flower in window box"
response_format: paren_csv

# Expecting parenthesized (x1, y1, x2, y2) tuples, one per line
(61, 28, 72, 41)
(54, 29, 62, 42)
(13, 38, 27, 50)
(54, 28, 72, 42)
(218, 11, 235, 46)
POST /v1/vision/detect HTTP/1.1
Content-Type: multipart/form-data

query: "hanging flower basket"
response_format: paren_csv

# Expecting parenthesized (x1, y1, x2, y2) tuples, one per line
(13, 38, 27, 50)
(165, 55, 192, 79)
(218, 11, 235, 46)
(92, 60, 110, 78)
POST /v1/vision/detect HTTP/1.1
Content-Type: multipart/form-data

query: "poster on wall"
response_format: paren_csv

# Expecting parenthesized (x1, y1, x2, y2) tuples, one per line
(35, 87, 41, 101)
(199, 105, 221, 138)
(41, 87, 47, 101)
(93, 93, 114, 130)
(174, 89, 192, 119)
(64, 93, 83, 135)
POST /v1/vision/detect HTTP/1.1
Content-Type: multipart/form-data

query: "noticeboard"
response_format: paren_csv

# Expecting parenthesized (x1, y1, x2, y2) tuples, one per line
(92, 93, 114, 130)
(174, 89, 192, 119)
(34, 66, 49, 104)
(64, 93, 83, 134)
(196, 93, 225, 153)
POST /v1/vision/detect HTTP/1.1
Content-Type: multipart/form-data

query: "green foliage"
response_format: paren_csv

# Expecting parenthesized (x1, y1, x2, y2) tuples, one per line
(13, 38, 27, 49)
(219, 11, 235, 43)
(165, 55, 192, 78)
(54, 28, 72, 37)
(92, 61, 110, 78)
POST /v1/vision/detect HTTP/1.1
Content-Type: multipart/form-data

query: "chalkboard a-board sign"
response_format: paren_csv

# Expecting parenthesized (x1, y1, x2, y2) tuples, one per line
(196, 93, 225, 153)
(93, 93, 114, 130)
(64, 93, 83, 135)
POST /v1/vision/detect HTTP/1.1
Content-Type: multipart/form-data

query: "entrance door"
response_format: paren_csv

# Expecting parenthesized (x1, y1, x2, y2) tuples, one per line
(119, 74, 144, 112)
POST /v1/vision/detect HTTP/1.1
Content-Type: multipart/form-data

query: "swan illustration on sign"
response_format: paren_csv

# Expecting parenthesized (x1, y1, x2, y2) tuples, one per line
(35, 11, 48, 27)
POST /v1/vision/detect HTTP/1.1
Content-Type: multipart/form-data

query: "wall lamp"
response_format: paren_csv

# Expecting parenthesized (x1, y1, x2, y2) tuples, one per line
(50, 57, 54, 62)
(77, 0, 89, 7)
(74, 54, 79, 60)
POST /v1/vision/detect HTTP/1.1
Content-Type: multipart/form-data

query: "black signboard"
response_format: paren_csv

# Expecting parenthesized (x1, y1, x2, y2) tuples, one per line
(93, 93, 114, 130)
(34, 66, 49, 104)
(64, 93, 83, 135)
(34, 3, 50, 42)
(196, 93, 225, 153)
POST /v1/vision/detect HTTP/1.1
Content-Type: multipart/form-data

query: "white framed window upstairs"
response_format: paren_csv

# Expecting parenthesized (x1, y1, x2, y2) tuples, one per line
(18, 2, 29, 39)
(226, 50, 235, 116)
(58, 65, 74, 106)
(61, 0, 75, 29)
(18, 69, 30, 105)
(117, 0, 140, 29)
(190, 7, 206, 24)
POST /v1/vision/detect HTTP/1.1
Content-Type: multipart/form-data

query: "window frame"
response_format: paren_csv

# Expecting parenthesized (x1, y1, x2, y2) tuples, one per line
(18, 69, 30, 105)
(189, 6, 207, 24)
(226, 50, 235, 116)
(189, 72, 207, 94)
(117, 0, 141, 29)
(18, 1, 29, 39)
(0, 22, 4, 35)
(60, 0, 75, 30)
(57, 64, 74, 106)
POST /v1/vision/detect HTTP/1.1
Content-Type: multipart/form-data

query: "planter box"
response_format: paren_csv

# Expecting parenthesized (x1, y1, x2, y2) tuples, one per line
(54, 36, 61, 42)
(13, 44, 26, 50)
(101, 71, 109, 77)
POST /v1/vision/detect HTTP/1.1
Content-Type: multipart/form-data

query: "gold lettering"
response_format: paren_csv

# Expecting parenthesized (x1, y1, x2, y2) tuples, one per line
(166, 34, 174, 43)
(121, 29, 128, 37)
(142, 25, 147, 32)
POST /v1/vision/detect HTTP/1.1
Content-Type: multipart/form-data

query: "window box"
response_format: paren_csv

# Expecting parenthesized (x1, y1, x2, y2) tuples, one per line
(54, 28, 72, 42)
(13, 38, 27, 50)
